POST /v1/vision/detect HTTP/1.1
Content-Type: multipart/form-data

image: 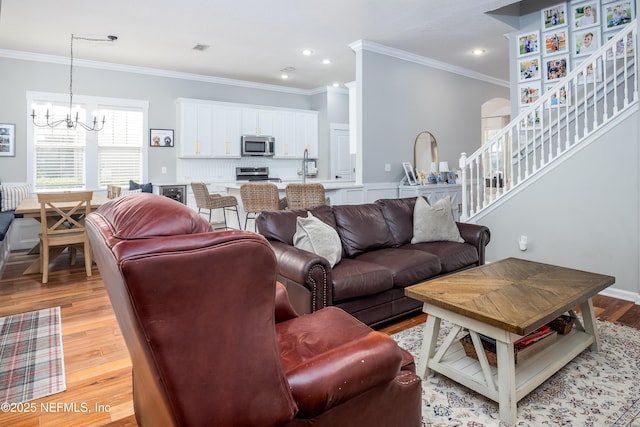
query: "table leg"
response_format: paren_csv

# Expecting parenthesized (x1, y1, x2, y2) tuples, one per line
(417, 312, 440, 378)
(496, 339, 517, 424)
(580, 297, 600, 351)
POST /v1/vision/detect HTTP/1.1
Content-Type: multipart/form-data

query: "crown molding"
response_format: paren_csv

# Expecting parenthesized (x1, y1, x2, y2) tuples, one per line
(349, 39, 509, 88)
(0, 48, 335, 96)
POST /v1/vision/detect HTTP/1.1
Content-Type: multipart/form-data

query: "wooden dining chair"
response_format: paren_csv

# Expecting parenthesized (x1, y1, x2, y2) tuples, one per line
(37, 191, 93, 284)
(106, 185, 122, 199)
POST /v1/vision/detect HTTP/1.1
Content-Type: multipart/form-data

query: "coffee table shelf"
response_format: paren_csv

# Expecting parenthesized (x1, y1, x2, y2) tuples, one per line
(429, 326, 594, 403)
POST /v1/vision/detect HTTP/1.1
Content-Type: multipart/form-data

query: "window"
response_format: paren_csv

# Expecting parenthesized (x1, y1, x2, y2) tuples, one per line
(27, 92, 148, 192)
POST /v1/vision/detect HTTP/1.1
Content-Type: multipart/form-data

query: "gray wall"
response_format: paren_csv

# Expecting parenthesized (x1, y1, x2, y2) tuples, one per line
(358, 50, 510, 183)
(0, 56, 314, 183)
(475, 111, 640, 297)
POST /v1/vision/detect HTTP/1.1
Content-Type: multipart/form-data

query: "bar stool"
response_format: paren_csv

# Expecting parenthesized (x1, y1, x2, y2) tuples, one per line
(285, 183, 327, 209)
(190, 182, 240, 230)
(239, 182, 284, 230)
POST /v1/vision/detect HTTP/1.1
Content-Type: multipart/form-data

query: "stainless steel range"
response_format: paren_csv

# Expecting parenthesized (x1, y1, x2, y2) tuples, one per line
(235, 167, 281, 182)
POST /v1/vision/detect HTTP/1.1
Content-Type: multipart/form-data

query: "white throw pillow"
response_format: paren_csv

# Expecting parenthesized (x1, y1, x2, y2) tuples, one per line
(411, 196, 464, 243)
(293, 212, 342, 267)
(1, 184, 31, 212)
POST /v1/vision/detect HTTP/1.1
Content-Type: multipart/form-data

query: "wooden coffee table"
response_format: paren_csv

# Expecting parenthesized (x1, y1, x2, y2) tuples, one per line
(405, 257, 615, 424)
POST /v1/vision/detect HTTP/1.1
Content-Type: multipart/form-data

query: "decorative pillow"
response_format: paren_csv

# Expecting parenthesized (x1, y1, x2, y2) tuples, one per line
(293, 212, 342, 267)
(120, 188, 142, 197)
(411, 196, 463, 243)
(0, 184, 31, 212)
(129, 180, 153, 193)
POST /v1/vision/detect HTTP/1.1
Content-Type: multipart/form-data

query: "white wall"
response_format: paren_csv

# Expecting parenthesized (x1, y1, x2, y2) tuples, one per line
(474, 110, 640, 300)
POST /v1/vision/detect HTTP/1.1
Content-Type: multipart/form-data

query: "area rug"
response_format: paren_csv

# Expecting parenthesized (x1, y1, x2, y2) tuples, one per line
(0, 307, 66, 404)
(392, 319, 640, 426)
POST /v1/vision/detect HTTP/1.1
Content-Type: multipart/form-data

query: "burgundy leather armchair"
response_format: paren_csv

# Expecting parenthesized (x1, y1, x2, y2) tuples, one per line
(86, 193, 421, 426)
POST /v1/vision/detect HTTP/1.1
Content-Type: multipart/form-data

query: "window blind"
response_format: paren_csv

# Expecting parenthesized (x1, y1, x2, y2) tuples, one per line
(98, 108, 143, 187)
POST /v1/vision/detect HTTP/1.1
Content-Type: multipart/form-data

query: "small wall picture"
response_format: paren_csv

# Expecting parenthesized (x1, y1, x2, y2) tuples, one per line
(520, 110, 541, 129)
(0, 123, 15, 157)
(574, 28, 601, 56)
(545, 55, 569, 81)
(575, 59, 603, 83)
(518, 31, 540, 56)
(606, 32, 634, 59)
(519, 81, 542, 106)
(542, 3, 568, 30)
(573, 2, 599, 28)
(519, 56, 541, 81)
(545, 84, 571, 107)
(603, 1, 634, 30)
(150, 129, 174, 147)
(543, 29, 569, 55)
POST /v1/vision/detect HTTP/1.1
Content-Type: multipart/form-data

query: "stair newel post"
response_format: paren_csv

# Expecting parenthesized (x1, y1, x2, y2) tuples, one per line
(459, 153, 468, 221)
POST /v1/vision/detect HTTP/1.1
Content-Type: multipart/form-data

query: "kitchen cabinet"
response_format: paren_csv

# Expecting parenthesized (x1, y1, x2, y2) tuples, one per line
(272, 111, 296, 157)
(398, 183, 462, 221)
(295, 112, 318, 158)
(241, 108, 274, 136)
(178, 101, 212, 157)
(212, 105, 242, 157)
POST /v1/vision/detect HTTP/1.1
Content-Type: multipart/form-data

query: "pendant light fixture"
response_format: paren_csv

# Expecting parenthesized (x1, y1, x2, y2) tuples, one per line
(31, 34, 118, 131)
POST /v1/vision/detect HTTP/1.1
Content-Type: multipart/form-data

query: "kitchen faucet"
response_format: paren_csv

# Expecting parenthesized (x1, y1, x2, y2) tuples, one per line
(302, 148, 309, 184)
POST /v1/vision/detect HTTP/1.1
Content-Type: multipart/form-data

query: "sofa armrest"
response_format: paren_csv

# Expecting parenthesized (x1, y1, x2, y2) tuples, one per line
(285, 331, 403, 418)
(456, 222, 491, 265)
(275, 282, 299, 322)
(269, 241, 333, 313)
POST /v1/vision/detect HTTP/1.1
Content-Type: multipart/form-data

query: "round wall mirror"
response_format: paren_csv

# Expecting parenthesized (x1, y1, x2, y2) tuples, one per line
(414, 131, 438, 174)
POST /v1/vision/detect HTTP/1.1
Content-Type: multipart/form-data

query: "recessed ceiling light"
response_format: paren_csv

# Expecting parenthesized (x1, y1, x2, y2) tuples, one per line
(322, 59, 332, 65)
(301, 49, 314, 56)
(471, 49, 486, 55)
(332, 83, 340, 88)
(281, 74, 289, 80)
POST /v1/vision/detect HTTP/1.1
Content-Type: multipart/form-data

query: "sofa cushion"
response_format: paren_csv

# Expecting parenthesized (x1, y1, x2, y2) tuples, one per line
(354, 248, 441, 288)
(129, 180, 153, 193)
(0, 184, 31, 212)
(293, 212, 342, 267)
(333, 204, 394, 258)
(257, 204, 337, 246)
(331, 258, 394, 302)
(0, 210, 14, 241)
(407, 241, 479, 273)
(376, 197, 418, 246)
(411, 196, 463, 243)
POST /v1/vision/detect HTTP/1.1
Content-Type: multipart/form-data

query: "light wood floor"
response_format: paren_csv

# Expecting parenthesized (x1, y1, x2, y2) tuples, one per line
(1, 250, 639, 426)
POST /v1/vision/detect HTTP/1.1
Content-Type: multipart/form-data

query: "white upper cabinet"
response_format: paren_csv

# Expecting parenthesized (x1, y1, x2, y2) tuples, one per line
(178, 101, 212, 157)
(241, 108, 274, 136)
(212, 105, 242, 157)
(177, 98, 317, 159)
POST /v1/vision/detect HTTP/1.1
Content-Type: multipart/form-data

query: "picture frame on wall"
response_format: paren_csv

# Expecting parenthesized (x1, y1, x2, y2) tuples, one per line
(519, 81, 542, 106)
(545, 55, 569, 81)
(519, 110, 542, 129)
(0, 123, 15, 157)
(518, 56, 541, 81)
(545, 84, 571, 107)
(543, 29, 569, 55)
(572, 2, 599, 29)
(605, 32, 634, 59)
(542, 3, 568, 30)
(150, 128, 174, 147)
(575, 59, 604, 83)
(573, 28, 601, 56)
(603, 1, 634, 31)
(517, 31, 540, 56)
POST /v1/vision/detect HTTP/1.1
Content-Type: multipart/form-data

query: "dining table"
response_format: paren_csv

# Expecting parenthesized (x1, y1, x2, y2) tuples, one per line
(14, 194, 111, 275)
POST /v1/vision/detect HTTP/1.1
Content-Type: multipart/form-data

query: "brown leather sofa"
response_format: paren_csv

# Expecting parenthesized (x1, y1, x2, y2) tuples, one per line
(257, 197, 491, 327)
(86, 193, 422, 426)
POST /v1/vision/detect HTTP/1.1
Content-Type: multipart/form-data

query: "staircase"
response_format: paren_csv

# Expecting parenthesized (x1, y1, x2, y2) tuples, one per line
(459, 21, 638, 222)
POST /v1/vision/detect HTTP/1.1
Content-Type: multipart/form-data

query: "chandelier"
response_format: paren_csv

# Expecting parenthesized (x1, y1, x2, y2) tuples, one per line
(31, 34, 118, 131)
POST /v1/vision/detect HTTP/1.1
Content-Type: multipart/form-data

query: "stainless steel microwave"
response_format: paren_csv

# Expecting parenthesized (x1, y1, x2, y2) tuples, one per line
(241, 135, 275, 156)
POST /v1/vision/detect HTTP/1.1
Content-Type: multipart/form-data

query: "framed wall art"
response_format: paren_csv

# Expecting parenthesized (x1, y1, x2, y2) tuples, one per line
(545, 55, 569, 81)
(0, 123, 15, 157)
(545, 84, 571, 107)
(542, 3, 568, 30)
(150, 128, 174, 147)
(572, 2, 599, 29)
(517, 31, 540, 56)
(519, 81, 542, 106)
(518, 56, 541, 81)
(574, 59, 604, 83)
(603, 1, 634, 31)
(573, 28, 601, 56)
(543, 29, 569, 55)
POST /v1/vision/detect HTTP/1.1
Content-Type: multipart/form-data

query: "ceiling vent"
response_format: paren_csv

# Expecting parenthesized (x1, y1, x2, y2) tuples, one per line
(192, 44, 210, 51)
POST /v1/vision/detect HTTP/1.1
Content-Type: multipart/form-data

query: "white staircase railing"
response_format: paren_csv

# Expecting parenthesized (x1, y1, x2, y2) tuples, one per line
(459, 20, 638, 221)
